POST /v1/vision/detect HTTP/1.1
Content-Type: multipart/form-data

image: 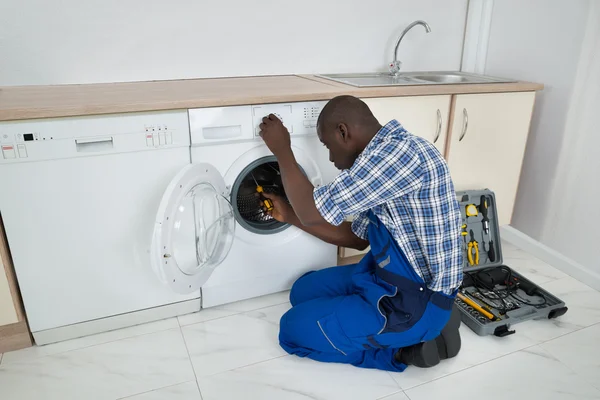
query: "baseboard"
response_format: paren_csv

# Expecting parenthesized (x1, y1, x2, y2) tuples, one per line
(0, 320, 32, 353)
(32, 298, 200, 346)
(500, 226, 600, 291)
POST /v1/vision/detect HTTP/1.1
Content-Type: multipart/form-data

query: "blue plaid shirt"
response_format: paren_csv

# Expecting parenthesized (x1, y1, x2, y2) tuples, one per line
(314, 120, 463, 295)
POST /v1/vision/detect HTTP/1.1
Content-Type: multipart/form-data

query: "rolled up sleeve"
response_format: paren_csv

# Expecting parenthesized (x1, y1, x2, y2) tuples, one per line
(350, 212, 370, 240)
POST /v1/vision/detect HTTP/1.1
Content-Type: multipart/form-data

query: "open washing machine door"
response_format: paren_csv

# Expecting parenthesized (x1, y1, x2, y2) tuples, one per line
(151, 163, 235, 294)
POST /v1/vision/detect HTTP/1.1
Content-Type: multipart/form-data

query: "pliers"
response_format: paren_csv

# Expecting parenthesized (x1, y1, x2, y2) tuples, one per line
(467, 229, 479, 266)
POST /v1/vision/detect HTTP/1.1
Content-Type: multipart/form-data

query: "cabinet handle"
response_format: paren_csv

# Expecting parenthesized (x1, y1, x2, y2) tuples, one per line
(459, 108, 469, 141)
(434, 109, 442, 143)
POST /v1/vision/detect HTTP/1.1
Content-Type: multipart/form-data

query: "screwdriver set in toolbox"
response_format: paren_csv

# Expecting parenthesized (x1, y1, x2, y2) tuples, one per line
(455, 189, 568, 337)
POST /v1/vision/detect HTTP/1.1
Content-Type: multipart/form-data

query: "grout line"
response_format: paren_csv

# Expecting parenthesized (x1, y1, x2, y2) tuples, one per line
(179, 299, 290, 328)
(114, 380, 196, 400)
(386, 371, 403, 391)
(205, 354, 290, 378)
(403, 342, 543, 392)
(0, 320, 180, 365)
(0, 353, 3, 365)
(178, 325, 205, 400)
(375, 387, 408, 400)
(403, 322, 600, 392)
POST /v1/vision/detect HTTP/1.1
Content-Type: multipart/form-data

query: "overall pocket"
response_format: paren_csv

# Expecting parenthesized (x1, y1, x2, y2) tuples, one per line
(317, 313, 356, 356)
(378, 289, 430, 334)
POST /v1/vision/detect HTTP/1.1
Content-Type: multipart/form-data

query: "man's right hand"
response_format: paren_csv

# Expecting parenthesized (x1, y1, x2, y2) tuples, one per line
(262, 192, 297, 224)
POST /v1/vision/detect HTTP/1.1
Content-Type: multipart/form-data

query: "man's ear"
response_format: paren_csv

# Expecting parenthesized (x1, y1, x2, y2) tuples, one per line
(338, 123, 349, 143)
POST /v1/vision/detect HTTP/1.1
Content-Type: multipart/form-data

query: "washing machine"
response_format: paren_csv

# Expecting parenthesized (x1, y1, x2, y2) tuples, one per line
(151, 101, 340, 306)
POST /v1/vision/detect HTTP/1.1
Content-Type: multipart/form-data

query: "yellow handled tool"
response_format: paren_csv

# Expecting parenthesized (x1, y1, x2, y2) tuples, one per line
(457, 292, 495, 320)
(251, 173, 274, 212)
(467, 229, 479, 266)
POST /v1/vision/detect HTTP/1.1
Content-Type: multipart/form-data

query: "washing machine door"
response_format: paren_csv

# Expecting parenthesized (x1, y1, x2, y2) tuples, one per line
(151, 163, 235, 294)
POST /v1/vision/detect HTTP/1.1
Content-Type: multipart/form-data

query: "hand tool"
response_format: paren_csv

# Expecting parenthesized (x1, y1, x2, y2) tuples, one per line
(466, 204, 478, 217)
(251, 172, 274, 212)
(487, 238, 496, 262)
(479, 195, 490, 234)
(461, 224, 468, 249)
(467, 229, 479, 266)
(481, 231, 496, 263)
(457, 292, 495, 320)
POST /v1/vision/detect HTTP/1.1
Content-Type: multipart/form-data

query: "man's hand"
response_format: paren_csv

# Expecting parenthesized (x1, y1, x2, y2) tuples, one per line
(262, 192, 296, 224)
(259, 114, 292, 158)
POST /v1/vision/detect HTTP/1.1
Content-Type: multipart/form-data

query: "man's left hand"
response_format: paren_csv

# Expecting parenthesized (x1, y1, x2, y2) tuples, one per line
(259, 114, 292, 158)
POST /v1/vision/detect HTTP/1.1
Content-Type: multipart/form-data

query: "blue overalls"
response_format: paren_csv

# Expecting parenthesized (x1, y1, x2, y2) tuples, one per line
(279, 211, 456, 372)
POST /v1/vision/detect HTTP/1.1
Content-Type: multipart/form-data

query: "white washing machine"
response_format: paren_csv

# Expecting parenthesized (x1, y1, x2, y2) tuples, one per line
(153, 101, 339, 307)
(0, 101, 338, 344)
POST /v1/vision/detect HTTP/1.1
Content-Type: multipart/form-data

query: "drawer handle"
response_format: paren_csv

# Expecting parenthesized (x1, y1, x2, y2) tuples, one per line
(434, 109, 442, 143)
(75, 137, 114, 152)
(459, 108, 469, 142)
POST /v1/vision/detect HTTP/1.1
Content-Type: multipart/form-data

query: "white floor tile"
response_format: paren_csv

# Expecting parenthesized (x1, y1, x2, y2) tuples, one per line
(0, 328, 195, 400)
(529, 276, 600, 339)
(181, 304, 289, 377)
(541, 323, 600, 391)
(502, 240, 569, 284)
(405, 346, 600, 400)
(377, 391, 410, 400)
(391, 323, 539, 390)
(1, 318, 179, 365)
(198, 355, 401, 400)
(122, 381, 202, 400)
(178, 291, 290, 327)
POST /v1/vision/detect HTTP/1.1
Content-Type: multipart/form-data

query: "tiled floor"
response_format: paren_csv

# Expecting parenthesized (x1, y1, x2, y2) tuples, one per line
(1, 241, 599, 400)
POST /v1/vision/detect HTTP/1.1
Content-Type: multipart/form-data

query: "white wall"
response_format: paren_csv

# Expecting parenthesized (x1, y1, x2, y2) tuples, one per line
(484, 0, 590, 239)
(485, 0, 600, 275)
(0, 0, 468, 86)
(543, 4, 600, 271)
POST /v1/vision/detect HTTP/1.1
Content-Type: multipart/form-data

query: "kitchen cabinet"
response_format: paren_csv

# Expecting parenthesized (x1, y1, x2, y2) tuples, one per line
(0, 217, 32, 352)
(362, 96, 451, 154)
(446, 92, 536, 226)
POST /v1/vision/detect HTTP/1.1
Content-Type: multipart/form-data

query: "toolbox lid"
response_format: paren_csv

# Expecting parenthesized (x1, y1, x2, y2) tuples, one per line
(456, 189, 504, 272)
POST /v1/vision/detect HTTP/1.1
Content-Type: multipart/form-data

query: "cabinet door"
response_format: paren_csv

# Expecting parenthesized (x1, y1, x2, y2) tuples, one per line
(447, 92, 536, 225)
(362, 96, 452, 155)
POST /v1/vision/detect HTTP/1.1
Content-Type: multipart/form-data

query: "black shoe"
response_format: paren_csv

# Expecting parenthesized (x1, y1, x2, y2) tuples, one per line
(396, 340, 440, 368)
(436, 304, 462, 359)
(395, 305, 462, 368)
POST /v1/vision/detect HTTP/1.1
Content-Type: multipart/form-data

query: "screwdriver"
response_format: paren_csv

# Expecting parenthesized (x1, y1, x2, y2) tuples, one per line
(480, 195, 490, 235)
(251, 173, 274, 212)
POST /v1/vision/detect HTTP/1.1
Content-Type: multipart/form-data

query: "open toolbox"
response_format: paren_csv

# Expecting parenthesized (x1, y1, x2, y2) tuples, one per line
(455, 189, 568, 337)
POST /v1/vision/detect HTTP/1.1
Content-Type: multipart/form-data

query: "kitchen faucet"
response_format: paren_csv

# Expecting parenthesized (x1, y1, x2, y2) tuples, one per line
(389, 20, 431, 76)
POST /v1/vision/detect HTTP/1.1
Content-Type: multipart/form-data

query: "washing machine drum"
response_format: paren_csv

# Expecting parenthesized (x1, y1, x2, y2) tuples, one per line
(232, 159, 291, 234)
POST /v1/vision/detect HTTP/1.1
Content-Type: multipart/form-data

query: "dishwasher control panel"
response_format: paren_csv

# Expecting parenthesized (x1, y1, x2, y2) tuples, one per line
(189, 100, 327, 145)
(0, 110, 190, 163)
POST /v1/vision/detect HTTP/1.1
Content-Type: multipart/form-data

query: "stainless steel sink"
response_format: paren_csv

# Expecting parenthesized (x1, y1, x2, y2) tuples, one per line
(317, 71, 515, 88)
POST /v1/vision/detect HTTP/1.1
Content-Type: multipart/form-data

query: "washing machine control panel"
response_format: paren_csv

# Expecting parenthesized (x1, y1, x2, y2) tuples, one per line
(251, 101, 327, 138)
(189, 101, 328, 146)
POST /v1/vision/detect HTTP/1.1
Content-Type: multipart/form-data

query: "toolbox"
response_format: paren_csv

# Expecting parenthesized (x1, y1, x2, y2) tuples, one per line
(455, 189, 568, 337)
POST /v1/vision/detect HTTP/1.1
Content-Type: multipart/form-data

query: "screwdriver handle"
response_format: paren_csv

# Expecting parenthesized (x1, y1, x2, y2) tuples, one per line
(488, 240, 496, 262)
(263, 199, 274, 212)
(480, 195, 489, 219)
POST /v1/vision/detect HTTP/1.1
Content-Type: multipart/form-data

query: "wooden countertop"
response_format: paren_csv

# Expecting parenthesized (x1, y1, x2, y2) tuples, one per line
(0, 74, 543, 122)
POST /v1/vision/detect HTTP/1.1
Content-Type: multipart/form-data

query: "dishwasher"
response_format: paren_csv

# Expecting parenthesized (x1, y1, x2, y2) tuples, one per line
(0, 110, 198, 344)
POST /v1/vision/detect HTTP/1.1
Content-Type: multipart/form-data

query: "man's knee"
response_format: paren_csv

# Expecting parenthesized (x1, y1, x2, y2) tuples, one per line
(289, 270, 316, 306)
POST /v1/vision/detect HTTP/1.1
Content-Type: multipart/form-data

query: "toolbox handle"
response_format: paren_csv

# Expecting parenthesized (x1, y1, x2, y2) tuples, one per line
(459, 108, 469, 142)
(434, 109, 442, 143)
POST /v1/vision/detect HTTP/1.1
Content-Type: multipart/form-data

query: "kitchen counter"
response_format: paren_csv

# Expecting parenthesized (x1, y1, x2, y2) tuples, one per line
(0, 74, 543, 122)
